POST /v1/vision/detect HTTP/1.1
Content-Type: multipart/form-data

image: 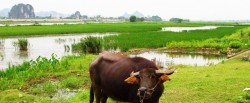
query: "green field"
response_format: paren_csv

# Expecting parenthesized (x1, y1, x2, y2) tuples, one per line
(1, 22, 248, 53)
(0, 51, 249, 103)
(103, 26, 246, 51)
(0, 22, 238, 37)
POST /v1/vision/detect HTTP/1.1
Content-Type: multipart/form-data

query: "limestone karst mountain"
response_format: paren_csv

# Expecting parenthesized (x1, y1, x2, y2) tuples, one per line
(8, 3, 35, 19)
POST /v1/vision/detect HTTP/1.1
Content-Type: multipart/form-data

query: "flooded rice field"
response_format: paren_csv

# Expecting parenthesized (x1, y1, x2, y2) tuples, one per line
(162, 26, 231, 32)
(131, 51, 226, 68)
(0, 33, 226, 70)
(0, 33, 117, 70)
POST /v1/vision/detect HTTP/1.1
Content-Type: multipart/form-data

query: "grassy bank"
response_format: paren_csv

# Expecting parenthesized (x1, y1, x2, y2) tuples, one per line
(0, 22, 239, 37)
(103, 26, 246, 51)
(163, 51, 250, 103)
(0, 54, 95, 102)
(166, 27, 250, 55)
(0, 51, 249, 102)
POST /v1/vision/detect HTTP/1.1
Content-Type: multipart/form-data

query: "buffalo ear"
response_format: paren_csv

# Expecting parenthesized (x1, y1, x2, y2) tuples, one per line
(124, 76, 139, 84)
(159, 74, 171, 82)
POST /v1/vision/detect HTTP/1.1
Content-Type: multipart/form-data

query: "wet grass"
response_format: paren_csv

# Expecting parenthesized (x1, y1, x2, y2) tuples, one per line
(0, 54, 95, 102)
(0, 22, 239, 38)
(0, 51, 249, 102)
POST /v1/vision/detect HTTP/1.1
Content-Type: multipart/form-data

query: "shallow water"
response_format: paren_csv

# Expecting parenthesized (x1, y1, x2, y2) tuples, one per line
(131, 51, 226, 68)
(0, 34, 226, 70)
(50, 89, 77, 100)
(0, 33, 117, 70)
(162, 26, 222, 32)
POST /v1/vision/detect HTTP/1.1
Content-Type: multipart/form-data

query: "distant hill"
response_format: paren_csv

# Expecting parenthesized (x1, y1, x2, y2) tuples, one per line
(9, 3, 35, 19)
(35, 11, 69, 18)
(0, 8, 10, 17)
(123, 11, 144, 18)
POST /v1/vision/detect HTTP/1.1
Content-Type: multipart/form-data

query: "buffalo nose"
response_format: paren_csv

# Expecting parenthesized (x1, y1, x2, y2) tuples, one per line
(138, 87, 147, 92)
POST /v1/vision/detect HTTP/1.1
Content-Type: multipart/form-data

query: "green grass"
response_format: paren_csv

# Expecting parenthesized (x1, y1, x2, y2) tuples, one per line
(162, 51, 250, 103)
(103, 26, 246, 51)
(0, 51, 249, 103)
(0, 22, 239, 37)
(166, 27, 250, 54)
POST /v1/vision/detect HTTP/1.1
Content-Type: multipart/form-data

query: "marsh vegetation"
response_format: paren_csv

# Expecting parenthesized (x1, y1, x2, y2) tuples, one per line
(72, 36, 102, 53)
(13, 39, 28, 50)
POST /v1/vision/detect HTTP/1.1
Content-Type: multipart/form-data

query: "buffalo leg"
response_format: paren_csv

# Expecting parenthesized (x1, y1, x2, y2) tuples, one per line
(93, 87, 102, 103)
(100, 93, 108, 103)
(90, 85, 94, 103)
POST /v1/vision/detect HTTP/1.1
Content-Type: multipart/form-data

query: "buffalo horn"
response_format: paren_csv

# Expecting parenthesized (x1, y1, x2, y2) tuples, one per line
(130, 71, 139, 76)
(155, 69, 175, 75)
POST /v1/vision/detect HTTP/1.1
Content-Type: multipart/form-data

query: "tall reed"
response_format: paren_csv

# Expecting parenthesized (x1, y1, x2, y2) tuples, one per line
(14, 39, 28, 50)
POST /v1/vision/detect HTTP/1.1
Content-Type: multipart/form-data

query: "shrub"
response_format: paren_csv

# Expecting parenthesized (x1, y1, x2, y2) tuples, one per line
(72, 36, 102, 54)
(14, 39, 28, 50)
(229, 41, 242, 49)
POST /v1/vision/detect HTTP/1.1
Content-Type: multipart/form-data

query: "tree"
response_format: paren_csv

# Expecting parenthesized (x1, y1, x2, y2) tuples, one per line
(129, 16, 136, 22)
(151, 16, 162, 22)
(136, 17, 144, 22)
(170, 18, 189, 23)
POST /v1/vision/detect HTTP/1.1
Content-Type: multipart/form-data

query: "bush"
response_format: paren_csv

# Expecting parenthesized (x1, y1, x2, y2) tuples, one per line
(72, 36, 102, 54)
(14, 39, 28, 50)
(229, 41, 242, 49)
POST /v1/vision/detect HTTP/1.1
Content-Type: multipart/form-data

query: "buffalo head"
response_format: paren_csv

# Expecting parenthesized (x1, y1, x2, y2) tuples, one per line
(124, 68, 175, 99)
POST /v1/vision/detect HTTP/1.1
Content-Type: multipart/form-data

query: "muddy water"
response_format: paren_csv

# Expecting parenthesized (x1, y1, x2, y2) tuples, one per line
(0, 33, 117, 70)
(162, 26, 222, 32)
(131, 51, 226, 68)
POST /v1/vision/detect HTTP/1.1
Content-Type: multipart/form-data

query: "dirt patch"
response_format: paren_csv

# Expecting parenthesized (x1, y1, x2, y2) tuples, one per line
(228, 49, 250, 59)
(227, 49, 250, 58)
(127, 48, 221, 55)
(127, 47, 250, 59)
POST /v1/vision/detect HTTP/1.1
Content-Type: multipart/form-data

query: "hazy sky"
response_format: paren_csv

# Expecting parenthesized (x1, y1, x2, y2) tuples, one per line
(0, 0, 249, 20)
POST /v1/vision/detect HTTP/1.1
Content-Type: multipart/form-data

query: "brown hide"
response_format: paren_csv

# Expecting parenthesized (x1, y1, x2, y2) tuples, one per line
(89, 52, 173, 103)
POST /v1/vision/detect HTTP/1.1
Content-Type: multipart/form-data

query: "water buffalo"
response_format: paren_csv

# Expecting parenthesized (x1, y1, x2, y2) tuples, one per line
(89, 52, 175, 103)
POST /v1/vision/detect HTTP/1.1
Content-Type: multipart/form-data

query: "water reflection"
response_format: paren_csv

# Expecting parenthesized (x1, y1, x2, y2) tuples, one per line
(0, 33, 118, 70)
(0, 39, 4, 49)
(161, 26, 233, 32)
(55, 38, 67, 44)
(17, 51, 29, 59)
(131, 51, 226, 68)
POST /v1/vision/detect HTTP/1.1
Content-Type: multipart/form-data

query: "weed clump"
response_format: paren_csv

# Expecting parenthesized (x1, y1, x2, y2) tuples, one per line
(14, 39, 28, 50)
(237, 93, 250, 103)
(72, 36, 102, 54)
